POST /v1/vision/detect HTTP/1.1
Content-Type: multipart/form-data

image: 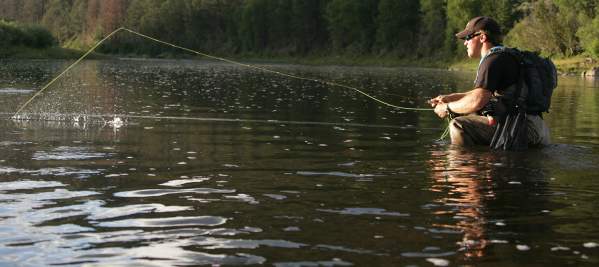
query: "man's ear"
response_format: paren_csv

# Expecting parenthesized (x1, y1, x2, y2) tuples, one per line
(479, 33, 487, 43)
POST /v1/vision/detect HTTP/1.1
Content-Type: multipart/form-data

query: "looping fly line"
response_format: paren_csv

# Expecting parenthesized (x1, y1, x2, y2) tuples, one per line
(12, 27, 433, 118)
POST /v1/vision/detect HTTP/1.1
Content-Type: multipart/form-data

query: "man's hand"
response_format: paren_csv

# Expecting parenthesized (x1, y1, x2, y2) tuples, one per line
(428, 95, 447, 107)
(434, 102, 448, 118)
(429, 95, 449, 118)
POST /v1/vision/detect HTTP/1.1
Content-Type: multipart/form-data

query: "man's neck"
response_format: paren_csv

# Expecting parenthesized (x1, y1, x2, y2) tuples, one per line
(480, 42, 495, 58)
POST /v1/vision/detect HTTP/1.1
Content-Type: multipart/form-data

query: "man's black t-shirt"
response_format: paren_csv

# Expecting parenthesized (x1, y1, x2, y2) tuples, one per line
(474, 52, 520, 94)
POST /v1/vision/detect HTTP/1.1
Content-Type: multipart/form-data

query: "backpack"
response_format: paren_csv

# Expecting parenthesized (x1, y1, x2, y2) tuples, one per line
(487, 47, 557, 151)
(494, 47, 558, 114)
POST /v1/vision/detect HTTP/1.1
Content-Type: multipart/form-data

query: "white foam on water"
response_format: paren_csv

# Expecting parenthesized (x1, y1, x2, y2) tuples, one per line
(159, 177, 211, 187)
(516, 244, 531, 251)
(114, 188, 235, 198)
(107, 117, 124, 128)
(426, 258, 450, 266)
(95, 216, 227, 228)
(551, 246, 570, 251)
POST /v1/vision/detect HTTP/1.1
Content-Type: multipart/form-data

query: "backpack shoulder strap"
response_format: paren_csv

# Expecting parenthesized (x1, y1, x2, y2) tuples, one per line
(488, 47, 528, 110)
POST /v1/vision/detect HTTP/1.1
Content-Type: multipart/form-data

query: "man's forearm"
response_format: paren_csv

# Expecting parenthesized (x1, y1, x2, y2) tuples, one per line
(446, 88, 490, 114)
(443, 92, 467, 102)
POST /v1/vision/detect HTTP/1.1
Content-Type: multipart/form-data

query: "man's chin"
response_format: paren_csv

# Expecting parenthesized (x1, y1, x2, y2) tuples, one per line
(467, 52, 479, 59)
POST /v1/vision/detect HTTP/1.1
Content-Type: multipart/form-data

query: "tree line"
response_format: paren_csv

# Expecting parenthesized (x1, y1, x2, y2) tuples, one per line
(0, 0, 598, 60)
(0, 20, 56, 49)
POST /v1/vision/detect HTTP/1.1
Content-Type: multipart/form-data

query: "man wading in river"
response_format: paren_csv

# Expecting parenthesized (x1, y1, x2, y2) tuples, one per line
(429, 16, 552, 149)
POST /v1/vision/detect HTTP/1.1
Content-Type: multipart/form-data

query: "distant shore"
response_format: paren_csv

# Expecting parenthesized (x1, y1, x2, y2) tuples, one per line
(3, 46, 597, 77)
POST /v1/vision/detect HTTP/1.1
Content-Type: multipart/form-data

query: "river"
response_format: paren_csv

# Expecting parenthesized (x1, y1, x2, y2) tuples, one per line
(0, 59, 598, 266)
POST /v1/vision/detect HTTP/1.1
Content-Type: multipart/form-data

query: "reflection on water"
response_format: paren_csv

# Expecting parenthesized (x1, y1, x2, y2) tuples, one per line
(429, 148, 491, 260)
(0, 60, 598, 266)
(428, 148, 552, 261)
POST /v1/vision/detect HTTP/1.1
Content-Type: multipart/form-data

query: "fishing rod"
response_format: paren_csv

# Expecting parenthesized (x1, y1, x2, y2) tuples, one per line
(12, 27, 433, 119)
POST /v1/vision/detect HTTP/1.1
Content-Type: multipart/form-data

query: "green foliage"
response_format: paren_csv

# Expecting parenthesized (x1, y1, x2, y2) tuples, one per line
(21, 24, 57, 48)
(325, 0, 379, 54)
(239, 0, 271, 51)
(375, 0, 420, 56)
(577, 16, 599, 58)
(121, 0, 177, 55)
(417, 0, 446, 58)
(445, 0, 481, 57)
(0, 20, 56, 49)
(42, 0, 74, 43)
(554, 0, 597, 18)
(0, 20, 20, 47)
(68, 0, 87, 37)
(505, 0, 587, 57)
(481, 0, 520, 32)
(0, 0, 598, 62)
(289, 0, 329, 53)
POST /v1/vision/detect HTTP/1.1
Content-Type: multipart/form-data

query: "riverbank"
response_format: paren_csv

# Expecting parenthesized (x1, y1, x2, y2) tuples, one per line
(4, 46, 597, 77)
(449, 56, 598, 77)
(240, 54, 449, 69)
(1, 46, 107, 60)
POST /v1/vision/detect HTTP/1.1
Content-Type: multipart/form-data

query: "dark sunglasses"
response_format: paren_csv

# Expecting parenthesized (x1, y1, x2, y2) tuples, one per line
(463, 32, 482, 41)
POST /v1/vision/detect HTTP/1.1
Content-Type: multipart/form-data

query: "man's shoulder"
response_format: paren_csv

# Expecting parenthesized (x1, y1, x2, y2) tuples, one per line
(483, 50, 519, 67)
(489, 47, 522, 61)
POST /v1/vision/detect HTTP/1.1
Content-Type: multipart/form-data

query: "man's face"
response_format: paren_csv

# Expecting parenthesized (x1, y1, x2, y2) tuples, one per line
(463, 34, 482, 58)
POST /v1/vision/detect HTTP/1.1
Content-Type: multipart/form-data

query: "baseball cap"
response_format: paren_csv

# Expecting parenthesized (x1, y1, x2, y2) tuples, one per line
(455, 16, 501, 40)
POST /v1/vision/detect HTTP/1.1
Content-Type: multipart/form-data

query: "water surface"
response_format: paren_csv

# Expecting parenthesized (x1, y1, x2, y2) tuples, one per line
(0, 59, 598, 266)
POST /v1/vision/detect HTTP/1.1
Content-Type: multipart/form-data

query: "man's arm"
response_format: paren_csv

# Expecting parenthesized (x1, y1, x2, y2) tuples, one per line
(429, 92, 467, 107)
(433, 88, 491, 118)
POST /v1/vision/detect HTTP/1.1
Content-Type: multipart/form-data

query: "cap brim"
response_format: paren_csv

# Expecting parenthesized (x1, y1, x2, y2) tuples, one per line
(455, 29, 472, 40)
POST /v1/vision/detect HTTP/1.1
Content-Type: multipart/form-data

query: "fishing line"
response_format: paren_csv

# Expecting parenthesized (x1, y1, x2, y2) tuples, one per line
(12, 28, 122, 117)
(12, 27, 433, 119)
(4, 112, 431, 130)
(437, 118, 451, 141)
(10, 28, 449, 139)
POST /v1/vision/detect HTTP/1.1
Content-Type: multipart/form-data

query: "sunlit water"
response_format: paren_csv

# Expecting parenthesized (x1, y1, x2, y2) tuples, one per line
(1, 59, 599, 266)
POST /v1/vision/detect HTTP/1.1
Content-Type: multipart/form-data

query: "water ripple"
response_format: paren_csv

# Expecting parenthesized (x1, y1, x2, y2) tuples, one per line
(32, 146, 110, 160)
(114, 188, 235, 197)
(0, 166, 101, 179)
(159, 176, 211, 187)
(5, 237, 266, 267)
(263, 194, 287, 200)
(88, 203, 193, 220)
(297, 171, 383, 178)
(224, 193, 259, 204)
(400, 251, 456, 258)
(0, 189, 99, 204)
(274, 259, 354, 267)
(0, 141, 32, 146)
(190, 237, 306, 249)
(79, 244, 267, 266)
(95, 216, 227, 228)
(315, 244, 378, 255)
(36, 224, 95, 234)
(0, 180, 66, 191)
(0, 88, 34, 94)
(317, 207, 409, 217)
